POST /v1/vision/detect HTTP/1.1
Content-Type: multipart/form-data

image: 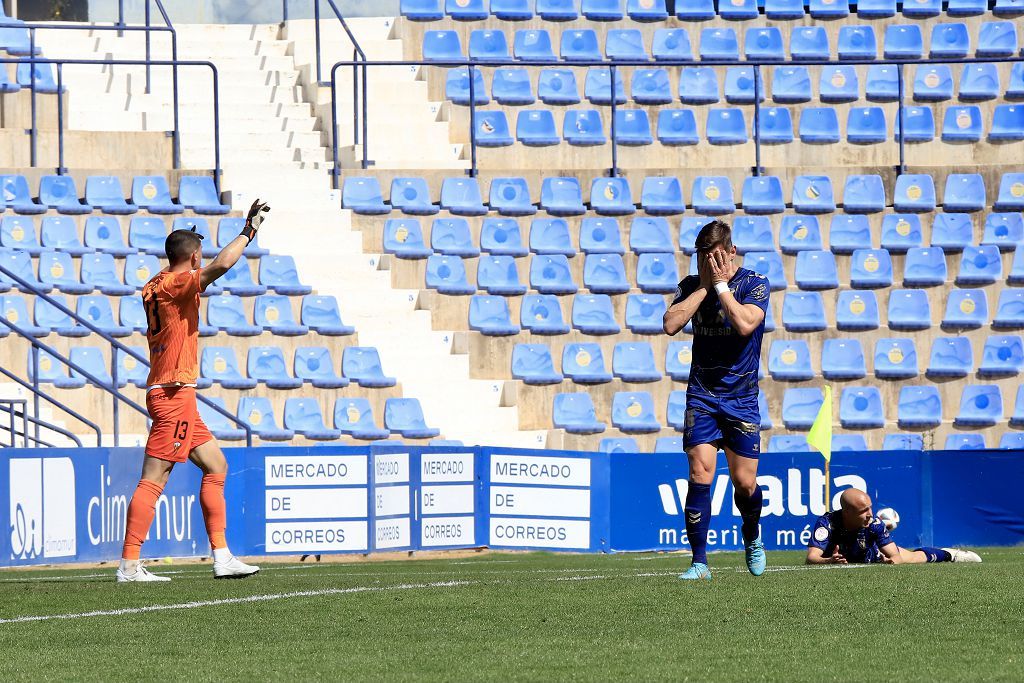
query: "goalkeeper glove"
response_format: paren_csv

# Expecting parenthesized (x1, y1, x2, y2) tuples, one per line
(241, 198, 270, 243)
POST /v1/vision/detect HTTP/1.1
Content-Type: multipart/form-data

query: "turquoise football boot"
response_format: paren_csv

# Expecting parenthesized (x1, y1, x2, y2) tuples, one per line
(745, 536, 767, 576)
(678, 562, 712, 581)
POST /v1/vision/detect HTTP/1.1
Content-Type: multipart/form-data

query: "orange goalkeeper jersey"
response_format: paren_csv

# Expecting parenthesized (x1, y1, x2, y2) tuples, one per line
(142, 269, 202, 387)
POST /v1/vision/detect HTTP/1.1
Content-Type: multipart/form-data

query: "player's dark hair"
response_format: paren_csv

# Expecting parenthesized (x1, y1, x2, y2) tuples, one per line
(695, 220, 733, 253)
(165, 229, 203, 266)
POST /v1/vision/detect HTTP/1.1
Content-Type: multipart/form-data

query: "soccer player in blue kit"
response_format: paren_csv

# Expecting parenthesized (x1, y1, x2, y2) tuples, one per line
(806, 488, 981, 565)
(663, 220, 771, 581)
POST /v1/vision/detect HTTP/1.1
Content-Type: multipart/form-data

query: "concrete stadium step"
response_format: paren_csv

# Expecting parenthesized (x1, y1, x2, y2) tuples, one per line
(340, 145, 468, 170)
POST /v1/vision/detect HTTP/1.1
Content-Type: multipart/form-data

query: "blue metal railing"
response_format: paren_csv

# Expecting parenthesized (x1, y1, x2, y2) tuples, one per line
(0, 399, 83, 448)
(0, 263, 255, 448)
(0, 361, 100, 446)
(328, 54, 1024, 181)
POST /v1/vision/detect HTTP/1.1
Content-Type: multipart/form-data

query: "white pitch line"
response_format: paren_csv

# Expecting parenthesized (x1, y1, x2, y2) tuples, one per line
(555, 575, 610, 581)
(0, 580, 472, 626)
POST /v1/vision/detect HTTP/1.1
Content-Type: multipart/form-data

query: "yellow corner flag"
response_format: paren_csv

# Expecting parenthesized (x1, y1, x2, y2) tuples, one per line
(807, 385, 833, 463)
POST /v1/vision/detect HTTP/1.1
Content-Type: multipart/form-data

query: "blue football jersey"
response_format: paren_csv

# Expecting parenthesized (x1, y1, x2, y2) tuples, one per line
(808, 511, 894, 564)
(672, 267, 770, 397)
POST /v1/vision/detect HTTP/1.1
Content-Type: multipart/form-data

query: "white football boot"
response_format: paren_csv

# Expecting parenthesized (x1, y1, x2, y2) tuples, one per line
(943, 548, 982, 563)
(213, 555, 260, 579)
(116, 560, 171, 583)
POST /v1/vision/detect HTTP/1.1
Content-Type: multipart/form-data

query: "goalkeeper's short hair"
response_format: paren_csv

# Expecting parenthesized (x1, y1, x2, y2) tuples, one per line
(165, 229, 203, 265)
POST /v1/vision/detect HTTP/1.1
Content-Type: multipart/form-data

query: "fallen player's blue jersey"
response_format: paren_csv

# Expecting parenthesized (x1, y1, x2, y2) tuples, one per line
(808, 511, 894, 564)
(672, 267, 770, 397)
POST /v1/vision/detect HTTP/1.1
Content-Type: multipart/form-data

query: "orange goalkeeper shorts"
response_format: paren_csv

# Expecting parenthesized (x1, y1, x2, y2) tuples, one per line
(145, 386, 214, 462)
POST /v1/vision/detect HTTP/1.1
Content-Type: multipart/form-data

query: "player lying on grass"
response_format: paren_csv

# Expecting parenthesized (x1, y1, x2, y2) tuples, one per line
(806, 488, 981, 565)
(116, 199, 270, 583)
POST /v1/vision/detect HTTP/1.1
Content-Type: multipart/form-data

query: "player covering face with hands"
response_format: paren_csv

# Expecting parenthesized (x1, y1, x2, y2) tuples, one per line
(117, 199, 270, 583)
(663, 220, 771, 581)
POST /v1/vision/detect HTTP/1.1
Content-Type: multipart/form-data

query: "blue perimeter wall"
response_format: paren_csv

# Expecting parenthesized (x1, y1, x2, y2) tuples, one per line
(2, 446, 1023, 567)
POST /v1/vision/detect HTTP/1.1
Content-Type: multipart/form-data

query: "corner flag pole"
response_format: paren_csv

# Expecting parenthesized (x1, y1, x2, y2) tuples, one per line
(806, 386, 833, 512)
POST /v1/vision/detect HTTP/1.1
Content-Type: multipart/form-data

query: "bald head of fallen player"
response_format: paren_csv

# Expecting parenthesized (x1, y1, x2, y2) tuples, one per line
(839, 488, 874, 529)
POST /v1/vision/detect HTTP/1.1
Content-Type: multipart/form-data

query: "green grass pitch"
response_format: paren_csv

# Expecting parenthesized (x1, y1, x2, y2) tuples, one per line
(0, 549, 1022, 682)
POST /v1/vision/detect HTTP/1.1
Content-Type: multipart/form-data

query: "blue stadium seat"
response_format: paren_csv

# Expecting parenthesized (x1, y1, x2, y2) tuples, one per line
(829, 215, 870, 254)
(69, 347, 121, 388)
(837, 25, 877, 60)
(741, 176, 783, 215)
(28, 349, 85, 389)
(383, 219, 432, 259)
(572, 294, 620, 334)
(847, 107, 887, 144)
(874, 337, 918, 379)
(772, 66, 811, 104)
(782, 387, 824, 429)
(581, 218, 625, 256)
(866, 65, 899, 102)
(665, 341, 692, 381)
(121, 253, 158, 291)
(769, 339, 813, 381)
(606, 29, 646, 60)
(260, 255, 311, 296)
(585, 68, 626, 105)
(629, 217, 673, 254)
(896, 386, 942, 428)
(615, 110, 653, 146)
(830, 434, 868, 451)
(791, 26, 830, 59)
(432, 217, 480, 257)
(39, 175, 91, 215)
(613, 342, 661, 383)
(0, 295, 44, 336)
(692, 176, 734, 215)
(553, 392, 606, 434)
(957, 245, 1002, 285)
(0, 24, 41, 57)
(177, 175, 229, 214)
(881, 214, 923, 253)
(640, 177, 684, 216)
(248, 347, 303, 389)
(893, 174, 936, 213)
(294, 347, 348, 389)
(888, 289, 931, 330)
(563, 343, 614, 383)
(977, 20, 1018, 57)
(943, 289, 988, 330)
(34, 294, 87, 337)
(782, 291, 826, 332)
(652, 29, 693, 61)
(995, 0, 1024, 14)
(744, 251, 786, 290)
(896, 106, 935, 141)
(217, 217, 268, 257)
(930, 212, 972, 252)
(884, 24, 923, 59)
(765, 0, 805, 18)
(903, 0, 940, 15)
(131, 176, 182, 214)
(913, 64, 954, 102)
(961, 64, 1000, 101)
(590, 178, 634, 216)
(979, 335, 1024, 377)
(991, 104, 1024, 141)
(445, 67, 487, 106)
(1008, 63, 1024, 98)
(423, 30, 463, 60)
(221, 258, 266, 296)
(655, 436, 684, 453)
(127, 217, 166, 257)
(514, 29, 556, 62)
(202, 347, 257, 389)
(492, 68, 534, 106)
(719, 0, 757, 19)
(942, 105, 983, 142)
(732, 217, 773, 254)
(820, 66, 859, 104)
(678, 218, 704, 255)
(512, 344, 563, 385)
(999, 432, 1024, 449)
(530, 218, 574, 257)
(521, 294, 570, 334)
(626, 294, 666, 334)
(850, 249, 893, 289)
(858, 0, 895, 16)
(0, 249, 44, 293)
(843, 175, 885, 213)
(795, 250, 838, 290)
(583, 0, 626, 20)
(799, 107, 840, 144)
(36, 250, 89, 296)
(237, 397, 293, 441)
(945, 434, 987, 450)
(883, 433, 924, 450)
(840, 387, 884, 428)
(676, 0, 715, 19)
(0, 216, 41, 254)
(490, 178, 535, 217)
(822, 339, 867, 380)
(476, 255, 526, 295)
(699, 28, 739, 61)
(779, 216, 822, 254)
(637, 253, 679, 294)
(628, 0, 669, 20)
(929, 23, 969, 58)
(536, 69, 579, 106)
(197, 397, 245, 441)
(444, 0, 487, 19)
(342, 347, 396, 388)
(302, 295, 354, 336)
(79, 253, 133, 296)
(956, 384, 1003, 427)
(76, 295, 131, 337)
(589, 250, 626, 294)
(791, 176, 835, 214)
(561, 29, 601, 61)
(997, 174, 1024, 211)
(767, 435, 810, 453)
(440, 177, 486, 216)
(706, 108, 747, 145)
(613, 392, 661, 433)
(401, 0, 446, 21)
(481, 218, 528, 256)
(119, 296, 147, 334)
(390, 177, 436, 216)
(531, 254, 577, 295)
(469, 29, 509, 62)
(283, 398, 340, 441)
(995, 289, 1024, 329)
(724, 66, 765, 105)
(656, 109, 698, 145)
(470, 295, 519, 335)
(903, 247, 947, 287)
(944, 174, 986, 212)
(1013, 387, 1024, 427)
(205, 294, 258, 336)
(1011, 247, 1024, 286)
(517, 110, 560, 146)
(0, 175, 44, 214)
(333, 398, 389, 440)
(563, 110, 606, 146)
(540, 177, 585, 216)
(254, 294, 307, 336)
(173, 217, 216, 257)
(745, 28, 784, 62)
(17, 63, 61, 94)
(679, 67, 719, 105)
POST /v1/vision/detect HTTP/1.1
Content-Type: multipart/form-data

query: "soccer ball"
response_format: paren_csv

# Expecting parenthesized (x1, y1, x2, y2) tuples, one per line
(877, 507, 900, 532)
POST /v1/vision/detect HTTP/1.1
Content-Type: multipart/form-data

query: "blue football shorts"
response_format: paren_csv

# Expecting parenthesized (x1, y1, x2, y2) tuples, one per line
(682, 391, 762, 459)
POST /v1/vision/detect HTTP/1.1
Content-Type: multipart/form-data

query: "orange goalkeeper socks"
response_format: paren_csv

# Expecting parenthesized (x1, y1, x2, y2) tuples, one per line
(121, 479, 165, 560)
(200, 473, 228, 550)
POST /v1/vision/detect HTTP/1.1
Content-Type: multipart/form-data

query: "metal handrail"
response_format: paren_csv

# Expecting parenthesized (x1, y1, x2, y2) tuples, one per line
(328, 54, 1024, 179)
(0, 56, 221, 194)
(0, 401, 83, 448)
(0, 263, 254, 447)
(0, 362, 102, 445)
(0, 400, 28, 448)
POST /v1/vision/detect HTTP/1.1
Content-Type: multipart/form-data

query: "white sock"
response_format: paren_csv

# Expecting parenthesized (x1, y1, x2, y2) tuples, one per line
(213, 547, 232, 563)
(120, 558, 139, 573)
